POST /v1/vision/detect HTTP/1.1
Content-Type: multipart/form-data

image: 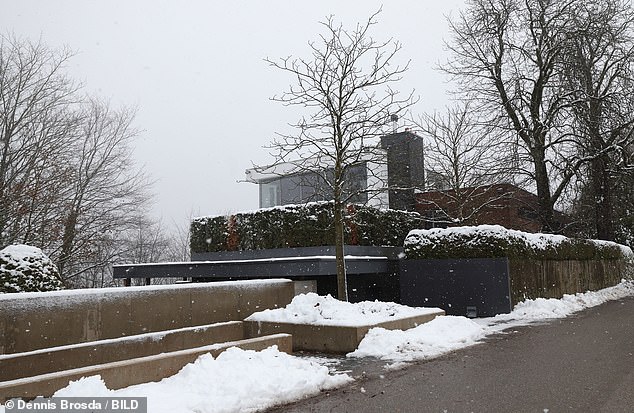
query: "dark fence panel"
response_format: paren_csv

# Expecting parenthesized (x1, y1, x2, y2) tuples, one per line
(399, 258, 512, 317)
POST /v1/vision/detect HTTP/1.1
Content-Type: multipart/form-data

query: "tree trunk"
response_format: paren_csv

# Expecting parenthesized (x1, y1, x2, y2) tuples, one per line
(334, 200, 348, 301)
(533, 147, 555, 232)
(57, 208, 79, 279)
(591, 156, 615, 240)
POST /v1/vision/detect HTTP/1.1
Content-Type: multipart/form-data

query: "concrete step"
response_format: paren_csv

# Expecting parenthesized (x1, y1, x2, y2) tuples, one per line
(0, 333, 292, 401)
(0, 321, 245, 381)
(244, 309, 445, 353)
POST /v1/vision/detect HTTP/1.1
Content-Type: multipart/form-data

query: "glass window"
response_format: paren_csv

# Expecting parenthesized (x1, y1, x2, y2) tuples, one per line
(260, 180, 281, 208)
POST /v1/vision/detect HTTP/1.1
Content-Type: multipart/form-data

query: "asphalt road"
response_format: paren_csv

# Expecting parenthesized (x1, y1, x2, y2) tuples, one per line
(267, 295, 634, 413)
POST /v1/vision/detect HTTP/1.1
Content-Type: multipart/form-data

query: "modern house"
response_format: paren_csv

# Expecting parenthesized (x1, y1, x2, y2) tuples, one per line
(114, 139, 588, 318)
(245, 131, 433, 211)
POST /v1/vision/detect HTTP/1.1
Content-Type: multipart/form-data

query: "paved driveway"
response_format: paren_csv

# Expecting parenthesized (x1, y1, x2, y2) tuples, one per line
(268, 295, 634, 413)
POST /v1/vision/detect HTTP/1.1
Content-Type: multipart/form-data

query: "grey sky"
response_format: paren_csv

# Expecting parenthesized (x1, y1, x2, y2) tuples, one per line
(1, 0, 465, 230)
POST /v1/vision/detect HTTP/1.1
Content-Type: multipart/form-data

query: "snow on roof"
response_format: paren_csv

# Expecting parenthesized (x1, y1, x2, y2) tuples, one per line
(116, 256, 387, 268)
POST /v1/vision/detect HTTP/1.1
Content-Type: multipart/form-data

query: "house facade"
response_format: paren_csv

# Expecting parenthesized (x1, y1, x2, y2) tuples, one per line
(246, 131, 429, 211)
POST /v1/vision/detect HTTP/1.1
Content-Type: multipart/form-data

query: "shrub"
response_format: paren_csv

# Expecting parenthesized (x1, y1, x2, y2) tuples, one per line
(190, 202, 425, 253)
(0, 244, 63, 293)
(404, 225, 633, 261)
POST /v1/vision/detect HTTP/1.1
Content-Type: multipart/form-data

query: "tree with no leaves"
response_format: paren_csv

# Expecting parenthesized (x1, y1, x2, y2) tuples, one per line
(56, 98, 152, 282)
(563, 0, 634, 241)
(417, 102, 516, 224)
(0, 35, 154, 287)
(257, 11, 414, 301)
(0, 34, 78, 247)
(445, 0, 634, 237)
(443, 0, 582, 232)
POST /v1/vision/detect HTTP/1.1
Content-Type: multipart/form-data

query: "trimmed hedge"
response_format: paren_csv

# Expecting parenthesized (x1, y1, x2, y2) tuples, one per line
(404, 225, 634, 261)
(190, 202, 425, 253)
(190, 215, 228, 253)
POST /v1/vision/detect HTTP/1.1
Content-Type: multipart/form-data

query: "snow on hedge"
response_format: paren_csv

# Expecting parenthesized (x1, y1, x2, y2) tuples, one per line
(245, 292, 441, 326)
(49, 346, 351, 413)
(404, 224, 634, 260)
(190, 201, 424, 253)
(0, 244, 63, 293)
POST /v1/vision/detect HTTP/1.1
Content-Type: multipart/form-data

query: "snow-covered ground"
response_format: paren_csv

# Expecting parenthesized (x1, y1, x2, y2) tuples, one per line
(351, 279, 634, 366)
(51, 346, 351, 413)
(1, 279, 632, 413)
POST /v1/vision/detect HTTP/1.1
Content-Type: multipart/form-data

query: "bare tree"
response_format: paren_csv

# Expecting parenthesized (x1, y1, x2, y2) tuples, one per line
(165, 214, 192, 263)
(563, 0, 634, 240)
(55, 98, 152, 283)
(256, 11, 414, 300)
(416, 102, 514, 224)
(72, 216, 177, 288)
(0, 34, 158, 289)
(443, 0, 585, 232)
(0, 34, 78, 246)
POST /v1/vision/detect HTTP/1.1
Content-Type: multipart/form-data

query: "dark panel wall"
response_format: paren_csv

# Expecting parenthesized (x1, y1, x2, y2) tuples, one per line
(399, 258, 512, 317)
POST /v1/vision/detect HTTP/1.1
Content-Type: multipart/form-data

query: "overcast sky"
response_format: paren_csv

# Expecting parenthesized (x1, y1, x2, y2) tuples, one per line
(1, 0, 466, 230)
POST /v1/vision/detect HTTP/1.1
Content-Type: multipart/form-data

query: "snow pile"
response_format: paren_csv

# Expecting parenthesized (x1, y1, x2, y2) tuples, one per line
(245, 292, 441, 326)
(0, 244, 63, 293)
(48, 346, 351, 413)
(349, 315, 486, 362)
(490, 279, 634, 324)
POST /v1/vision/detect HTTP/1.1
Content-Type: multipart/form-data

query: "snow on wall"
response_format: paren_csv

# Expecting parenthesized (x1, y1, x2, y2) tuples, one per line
(0, 279, 295, 354)
(0, 278, 290, 303)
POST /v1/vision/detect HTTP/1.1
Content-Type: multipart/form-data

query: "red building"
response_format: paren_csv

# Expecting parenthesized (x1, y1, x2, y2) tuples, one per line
(415, 183, 569, 233)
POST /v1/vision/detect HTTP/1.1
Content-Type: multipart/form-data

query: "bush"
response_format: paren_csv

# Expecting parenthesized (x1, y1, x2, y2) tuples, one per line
(404, 225, 633, 261)
(190, 202, 425, 253)
(189, 215, 228, 253)
(0, 244, 63, 293)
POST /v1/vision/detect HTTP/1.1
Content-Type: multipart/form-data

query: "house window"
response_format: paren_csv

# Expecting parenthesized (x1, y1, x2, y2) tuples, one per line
(260, 180, 281, 208)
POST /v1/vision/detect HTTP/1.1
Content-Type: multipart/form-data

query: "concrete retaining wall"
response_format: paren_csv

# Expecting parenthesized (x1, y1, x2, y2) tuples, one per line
(400, 257, 629, 316)
(244, 310, 444, 353)
(0, 279, 294, 354)
(0, 334, 292, 400)
(0, 321, 244, 381)
(509, 258, 626, 305)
